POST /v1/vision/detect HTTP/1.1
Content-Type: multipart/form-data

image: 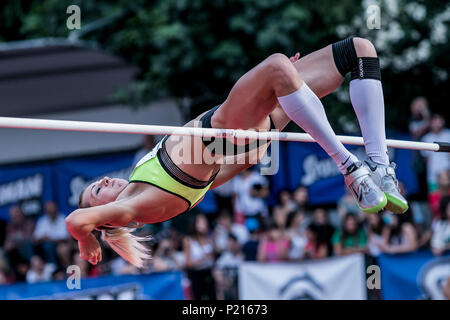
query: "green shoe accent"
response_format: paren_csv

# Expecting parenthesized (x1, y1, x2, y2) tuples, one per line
(356, 194, 388, 214)
(385, 193, 408, 214)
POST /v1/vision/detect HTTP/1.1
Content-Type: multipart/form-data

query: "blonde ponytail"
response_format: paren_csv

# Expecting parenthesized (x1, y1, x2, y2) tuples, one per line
(99, 227, 152, 268)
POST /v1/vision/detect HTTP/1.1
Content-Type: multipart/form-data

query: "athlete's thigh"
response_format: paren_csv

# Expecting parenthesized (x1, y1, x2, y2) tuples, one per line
(270, 45, 345, 131)
(212, 60, 278, 131)
(293, 44, 344, 98)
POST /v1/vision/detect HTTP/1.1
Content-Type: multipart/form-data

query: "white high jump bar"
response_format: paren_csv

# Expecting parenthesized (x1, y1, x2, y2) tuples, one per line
(0, 116, 448, 152)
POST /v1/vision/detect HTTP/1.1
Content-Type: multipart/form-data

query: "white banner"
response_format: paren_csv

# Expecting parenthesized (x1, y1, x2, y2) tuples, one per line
(239, 254, 367, 300)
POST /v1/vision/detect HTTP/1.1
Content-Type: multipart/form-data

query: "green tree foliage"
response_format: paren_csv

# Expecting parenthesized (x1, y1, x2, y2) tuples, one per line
(1, 0, 448, 132)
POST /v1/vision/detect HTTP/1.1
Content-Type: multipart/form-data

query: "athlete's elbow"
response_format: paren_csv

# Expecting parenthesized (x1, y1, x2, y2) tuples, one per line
(65, 211, 77, 232)
(65, 210, 93, 240)
(65, 212, 80, 238)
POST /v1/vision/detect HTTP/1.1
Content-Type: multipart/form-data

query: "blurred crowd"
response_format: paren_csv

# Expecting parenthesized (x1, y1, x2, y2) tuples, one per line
(0, 96, 448, 300)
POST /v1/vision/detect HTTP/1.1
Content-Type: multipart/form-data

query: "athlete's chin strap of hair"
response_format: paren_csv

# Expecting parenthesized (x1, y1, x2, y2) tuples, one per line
(96, 223, 152, 268)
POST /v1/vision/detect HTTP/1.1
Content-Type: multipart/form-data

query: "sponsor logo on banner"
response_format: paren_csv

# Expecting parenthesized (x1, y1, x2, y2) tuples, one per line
(0, 174, 43, 206)
(0, 173, 44, 216)
(278, 272, 326, 300)
(239, 254, 366, 300)
(378, 250, 450, 300)
(418, 256, 450, 300)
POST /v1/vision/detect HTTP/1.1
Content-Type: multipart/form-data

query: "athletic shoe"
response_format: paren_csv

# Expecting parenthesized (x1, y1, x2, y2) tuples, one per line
(344, 162, 387, 214)
(363, 158, 409, 214)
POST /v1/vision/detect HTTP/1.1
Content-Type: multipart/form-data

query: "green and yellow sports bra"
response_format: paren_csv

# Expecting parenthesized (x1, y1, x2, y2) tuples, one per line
(129, 136, 219, 210)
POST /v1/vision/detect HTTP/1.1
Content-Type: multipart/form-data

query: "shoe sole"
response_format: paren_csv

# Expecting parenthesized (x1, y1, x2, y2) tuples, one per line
(385, 193, 408, 214)
(357, 194, 388, 214)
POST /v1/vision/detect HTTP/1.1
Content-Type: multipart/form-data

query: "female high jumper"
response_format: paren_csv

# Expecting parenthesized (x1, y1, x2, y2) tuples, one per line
(66, 37, 408, 267)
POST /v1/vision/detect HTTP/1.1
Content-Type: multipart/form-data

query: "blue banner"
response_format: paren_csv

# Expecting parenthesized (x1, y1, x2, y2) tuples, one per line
(196, 190, 218, 213)
(0, 152, 135, 220)
(0, 271, 183, 300)
(0, 164, 54, 220)
(378, 250, 450, 300)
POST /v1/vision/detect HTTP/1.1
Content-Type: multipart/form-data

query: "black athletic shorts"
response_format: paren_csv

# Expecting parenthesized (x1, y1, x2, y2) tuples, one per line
(199, 105, 276, 156)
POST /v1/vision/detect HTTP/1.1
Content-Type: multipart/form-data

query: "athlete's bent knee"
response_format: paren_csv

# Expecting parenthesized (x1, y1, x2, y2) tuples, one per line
(332, 36, 381, 80)
(353, 37, 377, 57)
(264, 53, 301, 95)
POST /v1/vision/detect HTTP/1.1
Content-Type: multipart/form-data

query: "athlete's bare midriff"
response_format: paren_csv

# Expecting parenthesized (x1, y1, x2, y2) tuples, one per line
(164, 108, 273, 182)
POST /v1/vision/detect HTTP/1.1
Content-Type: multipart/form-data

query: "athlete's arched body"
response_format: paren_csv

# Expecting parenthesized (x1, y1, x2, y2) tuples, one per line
(66, 37, 408, 267)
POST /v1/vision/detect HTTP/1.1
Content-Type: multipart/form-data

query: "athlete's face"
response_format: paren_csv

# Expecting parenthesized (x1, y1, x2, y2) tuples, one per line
(81, 177, 128, 207)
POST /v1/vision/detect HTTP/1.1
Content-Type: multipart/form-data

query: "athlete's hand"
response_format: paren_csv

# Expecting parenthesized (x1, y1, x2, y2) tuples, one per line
(78, 233, 102, 265)
(289, 52, 300, 63)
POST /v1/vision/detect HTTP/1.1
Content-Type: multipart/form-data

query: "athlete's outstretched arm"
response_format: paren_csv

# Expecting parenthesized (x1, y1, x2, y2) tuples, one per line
(66, 202, 135, 240)
(65, 202, 136, 264)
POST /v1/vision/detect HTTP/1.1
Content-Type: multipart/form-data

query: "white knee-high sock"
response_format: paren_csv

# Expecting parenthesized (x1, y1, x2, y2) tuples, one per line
(349, 79, 389, 165)
(277, 82, 359, 174)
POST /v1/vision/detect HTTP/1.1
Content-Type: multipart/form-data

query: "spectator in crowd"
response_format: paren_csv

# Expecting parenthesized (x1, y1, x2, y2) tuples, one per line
(408, 96, 431, 140)
(0, 268, 9, 285)
(215, 234, 244, 269)
(3, 206, 35, 272)
(286, 210, 307, 261)
(428, 170, 450, 219)
(278, 189, 297, 213)
(167, 227, 185, 255)
(366, 213, 389, 258)
(56, 238, 77, 269)
(214, 234, 244, 300)
(292, 185, 310, 213)
(272, 205, 289, 230)
(242, 221, 261, 262)
(25, 255, 56, 284)
(303, 225, 328, 259)
(257, 222, 290, 262)
(431, 196, 450, 256)
(399, 181, 432, 249)
(408, 97, 430, 196)
(421, 114, 450, 192)
(183, 214, 216, 300)
(72, 251, 90, 278)
(152, 238, 184, 272)
(332, 213, 368, 256)
(337, 189, 363, 221)
(33, 201, 70, 265)
(212, 179, 234, 214)
(378, 212, 418, 254)
(109, 256, 141, 275)
(51, 268, 67, 281)
(16, 260, 30, 283)
(213, 210, 249, 254)
(72, 250, 103, 278)
(0, 256, 12, 284)
(232, 167, 269, 226)
(309, 208, 335, 257)
(0, 219, 7, 280)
